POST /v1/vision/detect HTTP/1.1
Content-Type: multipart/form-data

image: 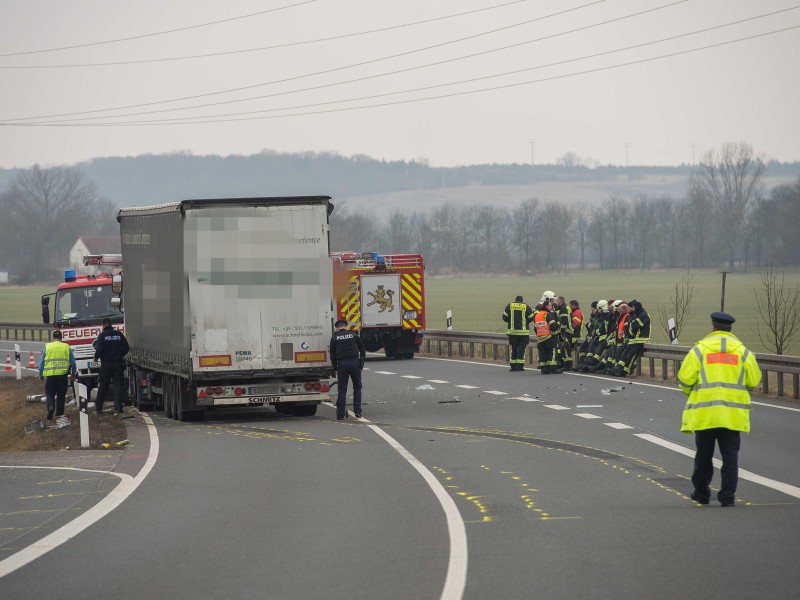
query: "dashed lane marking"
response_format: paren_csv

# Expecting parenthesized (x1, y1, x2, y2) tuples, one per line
(428, 380, 450, 384)
(374, 371, 396, 375)
(401, 375, 422, 379)
(605, 423, 635, 430)
(511, 397, 540, 402)
(483, 391, 507, 396)
(454, 385, 478, 389)
(574, 413, 603, 419)
(543, 405, 570, 410)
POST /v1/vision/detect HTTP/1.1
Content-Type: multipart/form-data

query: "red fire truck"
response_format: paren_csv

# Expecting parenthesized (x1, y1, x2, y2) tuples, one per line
(332, 252, 425, 359)
(40, 254, 124, 388)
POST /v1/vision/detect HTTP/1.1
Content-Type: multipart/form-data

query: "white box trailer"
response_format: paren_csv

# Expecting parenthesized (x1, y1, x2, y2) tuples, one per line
(116, 196, 335, 420)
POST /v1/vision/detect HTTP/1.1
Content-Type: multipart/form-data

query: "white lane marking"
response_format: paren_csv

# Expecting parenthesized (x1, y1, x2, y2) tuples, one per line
(605, 422, 634, 430)
(0, 414, 160, 579)
(484, 391, 507, 396)
(511, 397, 540, 402)
(544, 405, 570, 410)
(401, 375, 422, 379)
(454, 385, 478, 389)
(374, 371, 397, 375)
(359, 416, 468, 600)
(574, 413, 603, 419)
(428, 380, 450, 384)
(634, 433, 800, 500)
(577, 405, 604, 408)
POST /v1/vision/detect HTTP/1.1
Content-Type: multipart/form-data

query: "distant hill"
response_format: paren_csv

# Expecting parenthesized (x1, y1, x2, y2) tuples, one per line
(1, 152, 798, 216)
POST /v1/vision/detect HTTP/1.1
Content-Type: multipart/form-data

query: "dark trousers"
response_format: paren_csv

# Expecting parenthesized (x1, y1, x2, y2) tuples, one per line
(692, 428, 741, 504)
(537, 337, 556, 370)
(45, 375, 69, 417)
(507, 335, 528, 366)
(618, 342, 644, 373)
(96, 361, 125, 412)
(336, 359, 362, 417)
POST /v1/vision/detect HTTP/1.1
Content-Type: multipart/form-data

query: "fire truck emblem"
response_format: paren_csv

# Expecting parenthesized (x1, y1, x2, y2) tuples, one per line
(366, 285, 395, 313)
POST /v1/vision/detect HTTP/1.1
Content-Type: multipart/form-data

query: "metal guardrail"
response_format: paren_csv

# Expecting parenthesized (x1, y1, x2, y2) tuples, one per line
(0, 322, 52, 342)
(422, 329, 800, 400)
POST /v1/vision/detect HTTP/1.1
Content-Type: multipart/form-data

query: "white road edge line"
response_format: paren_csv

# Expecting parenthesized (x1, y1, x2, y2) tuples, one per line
(361, 417, 467, 600)
(0, 414, 160, 579)
(634, 433, 800, 500)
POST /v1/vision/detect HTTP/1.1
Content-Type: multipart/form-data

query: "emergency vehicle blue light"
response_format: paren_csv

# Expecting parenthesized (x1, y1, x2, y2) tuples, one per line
(375, 254, 386, 265)
(64, 270, 76, 282)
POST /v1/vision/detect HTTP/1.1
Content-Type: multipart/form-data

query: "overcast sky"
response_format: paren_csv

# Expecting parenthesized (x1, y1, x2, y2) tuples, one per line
(0, 0, 797, 169)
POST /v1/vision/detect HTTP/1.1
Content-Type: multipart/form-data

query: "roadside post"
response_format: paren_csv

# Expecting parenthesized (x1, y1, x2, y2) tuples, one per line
(667, 318, 678, 345)
(14, 343, 21, 380)
(446, 310, 453, 331)
(75, 381, 90, 448)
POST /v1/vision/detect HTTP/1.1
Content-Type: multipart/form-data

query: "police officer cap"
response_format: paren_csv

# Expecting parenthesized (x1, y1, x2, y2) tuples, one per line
(52, 330, 63, 339)
(334, 319, 348, 328)
(711, 311, 736, 325)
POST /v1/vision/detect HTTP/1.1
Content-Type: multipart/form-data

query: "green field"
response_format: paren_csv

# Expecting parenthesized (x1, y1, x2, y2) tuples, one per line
(3, 268, 799, 355)
(425, 268, 800, 356)
(0, 286, 52, 324)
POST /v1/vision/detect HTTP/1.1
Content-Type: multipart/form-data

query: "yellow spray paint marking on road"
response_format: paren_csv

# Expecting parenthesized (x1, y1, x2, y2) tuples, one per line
(0, 508, 82, 517)
(485, 464, 580, 521)
(434, 466, 493, 523)
(19, 491, 104, 500)
(36, 478, 101, 486)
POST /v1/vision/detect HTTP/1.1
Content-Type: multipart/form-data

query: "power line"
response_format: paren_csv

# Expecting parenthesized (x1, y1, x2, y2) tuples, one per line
(0, 0, 536, 69)
(7, 22, 796, 128)
(0, 1, 319, 58)
(9, 1, 789, 126)
(2, 0, 668, 123)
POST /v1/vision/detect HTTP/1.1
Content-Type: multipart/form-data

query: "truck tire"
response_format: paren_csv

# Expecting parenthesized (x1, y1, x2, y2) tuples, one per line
(384, 338, 399, 359)
(163, 377, 173, 419)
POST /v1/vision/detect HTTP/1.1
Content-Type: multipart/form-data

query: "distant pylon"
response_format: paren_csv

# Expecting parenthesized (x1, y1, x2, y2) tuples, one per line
(28, 352, 36, 369)
(4, 354, 12, 372)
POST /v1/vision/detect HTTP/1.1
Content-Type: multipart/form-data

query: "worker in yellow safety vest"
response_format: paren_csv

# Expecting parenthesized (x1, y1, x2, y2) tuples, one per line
(677, 311, 761, 507)
(38, 330, 78, 421)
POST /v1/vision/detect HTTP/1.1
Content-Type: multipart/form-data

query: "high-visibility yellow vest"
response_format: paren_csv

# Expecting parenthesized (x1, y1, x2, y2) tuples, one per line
(42, 341, 71, 377)
(505, 302, 531, 334)
(678, 331, 761, 433)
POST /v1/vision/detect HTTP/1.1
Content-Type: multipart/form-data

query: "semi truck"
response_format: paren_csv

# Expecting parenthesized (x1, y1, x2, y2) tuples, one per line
(331, 252, 425, 359)
(115, 196, 335, 421)
(40, 254, 125, 388)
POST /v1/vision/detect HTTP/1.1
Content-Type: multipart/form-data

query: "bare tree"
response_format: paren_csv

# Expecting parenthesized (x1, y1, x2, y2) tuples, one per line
(0, 165, 113, 282)
(655, 274, 697, 344)
(691, 142, 766, 271)
(754, 263, 800, 355)
(573, 211, 589, 269)
(604, 194, 628, 268)
(630, 195, 657, 268)
(512, 198, 539, 272)
(587, 211, 607, 269)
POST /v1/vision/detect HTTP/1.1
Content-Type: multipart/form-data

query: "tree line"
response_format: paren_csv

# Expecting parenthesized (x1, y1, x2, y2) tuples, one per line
(331, 143, 800, 274)
(2, 143, 799, 283)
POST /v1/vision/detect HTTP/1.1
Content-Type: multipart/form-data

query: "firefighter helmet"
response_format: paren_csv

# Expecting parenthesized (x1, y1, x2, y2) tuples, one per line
(596, 299, 609, 312)
(540, 290, 556, 304)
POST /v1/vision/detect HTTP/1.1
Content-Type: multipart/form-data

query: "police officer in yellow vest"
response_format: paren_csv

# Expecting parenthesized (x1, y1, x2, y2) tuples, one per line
(38, 330, 78, 421)
(503, 295, 534, 372)
(678, 312, 761, 507)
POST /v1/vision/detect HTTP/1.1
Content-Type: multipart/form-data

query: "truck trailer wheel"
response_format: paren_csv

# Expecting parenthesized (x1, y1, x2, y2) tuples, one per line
(163, 377, 174, 419)
(287, 404, 318, 417)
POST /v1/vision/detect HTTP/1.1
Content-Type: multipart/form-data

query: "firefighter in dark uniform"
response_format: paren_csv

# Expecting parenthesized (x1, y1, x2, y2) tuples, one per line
(609, 300, 650, 377)
(533, 291, 562, 375)
(554, 296, 573, 370)
(330, 319, 367, 420)
(503, 295, 534, 371)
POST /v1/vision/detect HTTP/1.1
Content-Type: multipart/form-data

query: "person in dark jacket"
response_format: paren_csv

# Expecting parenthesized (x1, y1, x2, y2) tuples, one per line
(609, 300, 651, 377)
(502, 295, 534, 372)
(330, 319, 367, 420)
(93, 318, 130, 414)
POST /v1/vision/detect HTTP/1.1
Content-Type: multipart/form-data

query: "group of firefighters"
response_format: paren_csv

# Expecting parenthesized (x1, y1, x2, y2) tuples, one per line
(502, 291, 651, 377)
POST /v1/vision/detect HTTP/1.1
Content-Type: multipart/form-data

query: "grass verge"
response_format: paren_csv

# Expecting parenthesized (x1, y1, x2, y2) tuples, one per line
(0, 378, 128, 451)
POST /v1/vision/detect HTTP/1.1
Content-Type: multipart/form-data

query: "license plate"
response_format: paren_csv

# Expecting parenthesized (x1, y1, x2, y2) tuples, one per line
(249, 396, 280, 405)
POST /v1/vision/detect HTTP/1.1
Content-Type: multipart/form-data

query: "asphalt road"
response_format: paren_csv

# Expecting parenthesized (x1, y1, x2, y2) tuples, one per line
(1, 355, 799, 599)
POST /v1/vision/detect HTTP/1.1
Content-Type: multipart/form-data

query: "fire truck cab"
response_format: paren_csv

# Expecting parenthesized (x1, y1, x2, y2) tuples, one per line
(40, 254, 124, 387)
(332, 252, 425, 359)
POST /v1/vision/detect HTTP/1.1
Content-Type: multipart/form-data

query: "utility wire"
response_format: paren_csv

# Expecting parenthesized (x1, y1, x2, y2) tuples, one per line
(0, 0, 621, 122)
(0, 0, 535, 68)
(6, 22, 796, 127)
(0, 0, 319, 58)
